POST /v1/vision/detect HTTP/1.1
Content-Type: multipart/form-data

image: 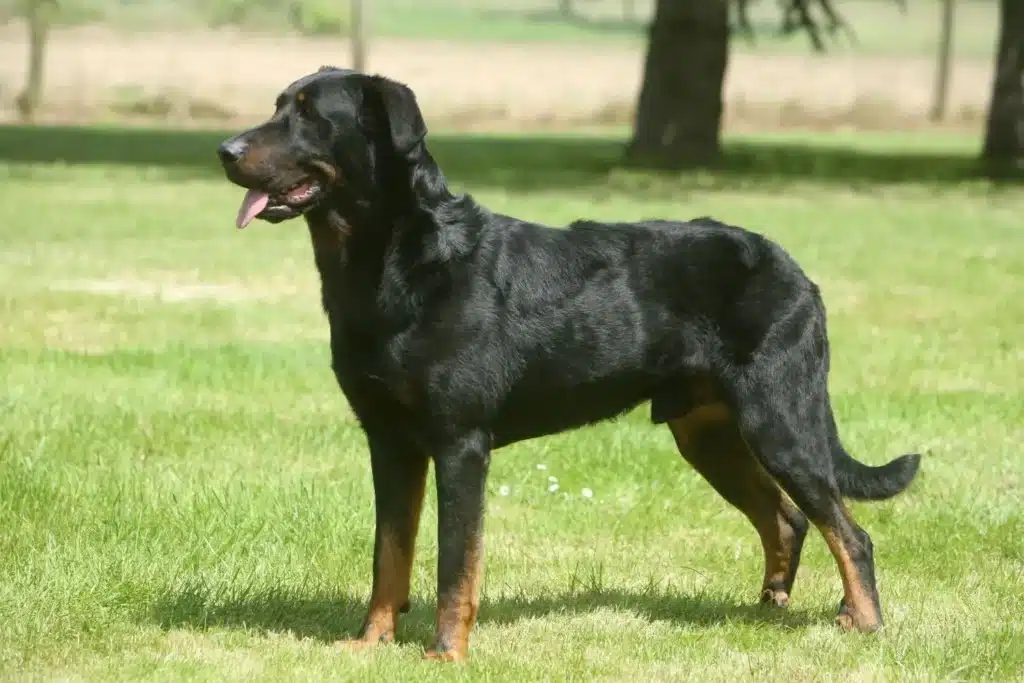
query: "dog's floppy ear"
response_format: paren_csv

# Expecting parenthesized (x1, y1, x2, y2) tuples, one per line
(363, 75, 427, 157)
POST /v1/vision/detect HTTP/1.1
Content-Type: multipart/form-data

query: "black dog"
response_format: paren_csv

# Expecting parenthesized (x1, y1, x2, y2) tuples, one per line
(217, 67, 921, 661)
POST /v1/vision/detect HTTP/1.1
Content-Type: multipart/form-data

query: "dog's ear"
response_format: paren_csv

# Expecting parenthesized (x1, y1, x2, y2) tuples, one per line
(363, 75, 427, 157)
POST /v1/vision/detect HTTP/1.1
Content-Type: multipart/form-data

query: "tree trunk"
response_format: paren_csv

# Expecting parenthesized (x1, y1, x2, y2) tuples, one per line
(929, 0, 955, 122)
(982, 0, 1024, 175)
(626, 0, 730, 168)
(16, 0, 54, 122)
(351, 0, 367, 72)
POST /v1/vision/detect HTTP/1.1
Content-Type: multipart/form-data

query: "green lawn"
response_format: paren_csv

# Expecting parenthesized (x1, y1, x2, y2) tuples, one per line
(0, 128, 1022, 681)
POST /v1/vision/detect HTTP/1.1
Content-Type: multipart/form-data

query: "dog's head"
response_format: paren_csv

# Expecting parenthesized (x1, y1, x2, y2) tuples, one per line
(218, 67, 427, 229)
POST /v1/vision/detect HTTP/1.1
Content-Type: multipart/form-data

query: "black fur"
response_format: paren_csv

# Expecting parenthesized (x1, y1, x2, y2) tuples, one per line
(217, 69, 921, 659)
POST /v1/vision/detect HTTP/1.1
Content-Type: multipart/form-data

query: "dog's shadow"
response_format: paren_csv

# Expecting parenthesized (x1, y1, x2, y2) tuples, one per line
(148, 583, 827, 647)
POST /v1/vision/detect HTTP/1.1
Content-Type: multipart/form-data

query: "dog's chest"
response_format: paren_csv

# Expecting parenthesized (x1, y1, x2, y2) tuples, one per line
(331, 324, 421, 408)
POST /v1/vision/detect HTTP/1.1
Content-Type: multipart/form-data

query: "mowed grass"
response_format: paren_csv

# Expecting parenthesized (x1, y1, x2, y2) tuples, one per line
(0, 129, 1022, 682)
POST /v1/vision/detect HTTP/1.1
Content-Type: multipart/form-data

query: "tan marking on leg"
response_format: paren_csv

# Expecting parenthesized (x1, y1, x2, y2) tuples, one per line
(667, 402, 732, 451)
(669, 407, 805, 608)
(819, 526, 881, 632)
(336, 532, 413, 649)
(425, 538, 483, 663)
(756, 499, 804, 607)
(337, 460, 428, 651)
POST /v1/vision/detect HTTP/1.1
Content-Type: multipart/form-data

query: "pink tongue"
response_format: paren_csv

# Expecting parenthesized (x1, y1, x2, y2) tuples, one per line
(235, 189, 269, 229)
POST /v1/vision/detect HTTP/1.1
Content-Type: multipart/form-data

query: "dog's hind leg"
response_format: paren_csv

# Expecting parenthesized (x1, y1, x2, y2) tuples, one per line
(728, 363, 886, 632)
(667, 403, 809, 608)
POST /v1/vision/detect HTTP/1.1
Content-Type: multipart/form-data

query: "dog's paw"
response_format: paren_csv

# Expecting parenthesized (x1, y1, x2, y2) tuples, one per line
(835, 599, 881, 633)
(760, 588, 791, 608)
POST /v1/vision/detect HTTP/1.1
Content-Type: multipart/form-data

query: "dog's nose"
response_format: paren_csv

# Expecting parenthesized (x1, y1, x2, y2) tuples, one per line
(217, 138, 247, 165)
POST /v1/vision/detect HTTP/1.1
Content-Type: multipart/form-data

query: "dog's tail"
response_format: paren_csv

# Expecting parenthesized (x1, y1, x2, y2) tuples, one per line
(828, 413, 921, 501)
(812, 288, 921, 501)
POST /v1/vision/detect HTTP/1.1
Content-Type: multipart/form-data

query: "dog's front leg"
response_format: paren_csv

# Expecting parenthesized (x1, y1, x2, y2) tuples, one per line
(337, 429, 429, 650)
(425, 430, 491, 662)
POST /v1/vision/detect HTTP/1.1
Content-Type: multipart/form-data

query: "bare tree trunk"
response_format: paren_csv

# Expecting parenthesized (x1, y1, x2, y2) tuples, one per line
(982, 0, 1024, 175)
(559, 0, 574, 19)
(16, 0, 54, 122)
(929, 0, 955, 122)
(626, 0, 730, 168)
(351, 0, 367, 72)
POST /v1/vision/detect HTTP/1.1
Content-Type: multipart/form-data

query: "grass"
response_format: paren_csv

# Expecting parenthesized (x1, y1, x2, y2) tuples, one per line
(0, 127, 1022, 681)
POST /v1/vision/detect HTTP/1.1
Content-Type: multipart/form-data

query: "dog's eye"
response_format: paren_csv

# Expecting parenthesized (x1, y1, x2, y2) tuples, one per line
(295, 91, 311, 117)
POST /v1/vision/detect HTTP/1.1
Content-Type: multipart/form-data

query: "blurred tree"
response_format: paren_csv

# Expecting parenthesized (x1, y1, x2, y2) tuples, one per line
(626, 0, 902, 168)
(627, 1, 729, 167)
(351, 0, 366, 71)
(623, 0, 636, 22)
(16, 0, 57, 122)
(929, 0, 955, 122)
(982, 0, 1024, 176)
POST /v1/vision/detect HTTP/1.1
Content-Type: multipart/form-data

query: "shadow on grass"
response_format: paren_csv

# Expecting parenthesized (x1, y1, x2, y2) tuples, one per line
(0, 123, 999, 193)
(148, 583, 827, 647)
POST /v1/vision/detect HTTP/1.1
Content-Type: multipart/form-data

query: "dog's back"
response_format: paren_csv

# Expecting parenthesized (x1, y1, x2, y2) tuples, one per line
(459, 213, 816, 446)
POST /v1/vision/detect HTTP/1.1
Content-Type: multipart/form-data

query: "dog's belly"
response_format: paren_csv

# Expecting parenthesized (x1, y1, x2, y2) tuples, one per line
(490, 375, 654, 448)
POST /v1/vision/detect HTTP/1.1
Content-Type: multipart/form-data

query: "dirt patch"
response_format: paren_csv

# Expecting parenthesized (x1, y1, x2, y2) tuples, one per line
(47, 277, 311, 303)
(50, 278, 256, 302)
(0, 24, 993, 132)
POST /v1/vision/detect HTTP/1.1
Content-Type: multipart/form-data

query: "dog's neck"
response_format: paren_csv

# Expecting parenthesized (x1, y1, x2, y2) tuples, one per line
(305, 143, 486, 330)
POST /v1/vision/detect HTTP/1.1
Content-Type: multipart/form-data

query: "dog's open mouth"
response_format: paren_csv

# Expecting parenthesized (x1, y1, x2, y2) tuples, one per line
(235, 180, 324, 229)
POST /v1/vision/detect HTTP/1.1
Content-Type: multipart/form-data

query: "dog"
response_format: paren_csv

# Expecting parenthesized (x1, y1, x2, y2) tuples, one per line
(217, 67, 921, 662)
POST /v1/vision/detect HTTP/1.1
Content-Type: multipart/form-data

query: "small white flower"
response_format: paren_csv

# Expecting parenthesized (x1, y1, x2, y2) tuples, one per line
(581, 488, 594, 499)
(547, 475, 558, 483)
(498, 485, 510, 497)
(536, 464, 547, 471)
(548, 483, 560, 493)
